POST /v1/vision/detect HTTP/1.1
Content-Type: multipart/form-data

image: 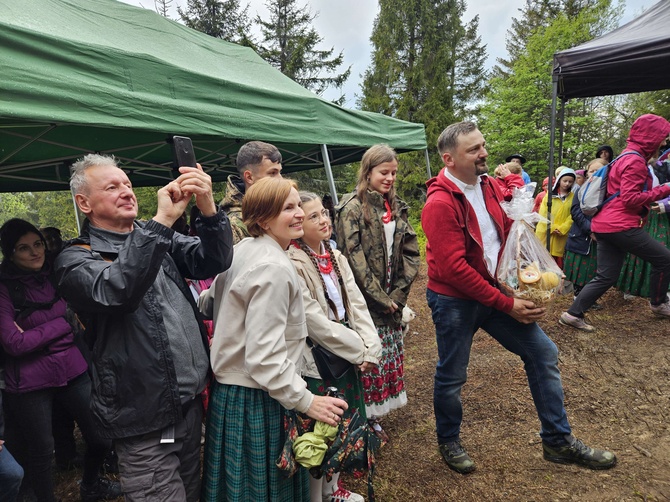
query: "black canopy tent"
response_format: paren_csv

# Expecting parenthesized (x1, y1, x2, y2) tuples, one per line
(546, 0, 670, 247)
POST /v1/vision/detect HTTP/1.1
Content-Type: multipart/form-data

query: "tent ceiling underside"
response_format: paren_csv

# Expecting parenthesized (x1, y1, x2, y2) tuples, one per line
(0, 122, 400, 192)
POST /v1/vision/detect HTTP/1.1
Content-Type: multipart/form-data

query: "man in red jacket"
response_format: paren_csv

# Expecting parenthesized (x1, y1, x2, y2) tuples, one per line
(422, 121, 616, 474)
(560, 114, 670, 331)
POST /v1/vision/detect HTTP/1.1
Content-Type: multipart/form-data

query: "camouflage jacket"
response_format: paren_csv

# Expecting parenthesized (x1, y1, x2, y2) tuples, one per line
(335, 190, 420, 326)
(219, 175, 249, 244)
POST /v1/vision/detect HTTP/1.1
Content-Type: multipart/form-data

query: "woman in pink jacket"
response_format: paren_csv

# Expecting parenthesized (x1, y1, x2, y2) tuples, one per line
(560, 114, 670, 331)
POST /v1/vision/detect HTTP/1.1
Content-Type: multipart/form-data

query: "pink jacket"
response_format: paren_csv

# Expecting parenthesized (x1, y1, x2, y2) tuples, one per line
(593, 114, 670, 233)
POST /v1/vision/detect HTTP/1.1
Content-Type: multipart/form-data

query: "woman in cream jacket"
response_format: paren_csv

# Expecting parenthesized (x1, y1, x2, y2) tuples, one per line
(199, 178, 347, 502)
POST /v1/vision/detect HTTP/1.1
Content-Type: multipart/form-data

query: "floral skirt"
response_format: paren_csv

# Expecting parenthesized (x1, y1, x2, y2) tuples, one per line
(360, 324, 407, 418)
(305, 369, 366, 420)
(563, 242, 597, 288)
(617, 212, 670, 297)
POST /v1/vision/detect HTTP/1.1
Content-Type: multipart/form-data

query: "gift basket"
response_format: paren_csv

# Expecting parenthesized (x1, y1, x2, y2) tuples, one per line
(497, 184, 564, 306)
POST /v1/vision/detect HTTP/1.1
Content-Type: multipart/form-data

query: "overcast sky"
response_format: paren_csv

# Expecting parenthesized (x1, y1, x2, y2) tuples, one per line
(121, 0, 650, 107)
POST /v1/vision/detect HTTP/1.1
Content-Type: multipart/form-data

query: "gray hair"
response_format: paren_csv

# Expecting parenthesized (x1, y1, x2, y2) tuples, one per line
(298, 191, 320, 205)
(437, 121, 479, 155)
(70, 153, 118, 195)
(235, 141, 282, 176)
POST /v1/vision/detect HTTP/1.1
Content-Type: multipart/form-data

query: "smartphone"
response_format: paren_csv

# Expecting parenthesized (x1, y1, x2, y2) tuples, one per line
(171, 135, 197, 169)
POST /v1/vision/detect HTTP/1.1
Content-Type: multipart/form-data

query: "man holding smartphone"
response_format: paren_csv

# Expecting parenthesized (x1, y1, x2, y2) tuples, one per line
(55, 154, 233, 501)
(220, 140, 283, 243)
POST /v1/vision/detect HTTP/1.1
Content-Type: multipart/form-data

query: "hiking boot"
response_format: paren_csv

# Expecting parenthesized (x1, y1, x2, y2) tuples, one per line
(650, 301, 670, 318)
(80, 477, 123, 502)
(324, 485, 365, 502)
(438, 441, 476, 474)
(559, 312, 595, 332)
(543, 435, 616, 470)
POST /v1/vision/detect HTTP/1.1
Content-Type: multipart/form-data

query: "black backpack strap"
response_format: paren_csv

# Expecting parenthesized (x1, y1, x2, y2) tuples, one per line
(0, 279, 59, 322)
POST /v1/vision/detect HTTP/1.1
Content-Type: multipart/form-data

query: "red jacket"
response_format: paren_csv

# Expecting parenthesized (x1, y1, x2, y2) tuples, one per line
(493, 173, 524, 201)
(593, 114, 670, 233)
(422, 169, 515, 313)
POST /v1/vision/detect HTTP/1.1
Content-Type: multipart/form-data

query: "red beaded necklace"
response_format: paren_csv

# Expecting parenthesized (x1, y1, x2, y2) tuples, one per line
(382, 199, 393, 224)
(310, 246, 333, 275)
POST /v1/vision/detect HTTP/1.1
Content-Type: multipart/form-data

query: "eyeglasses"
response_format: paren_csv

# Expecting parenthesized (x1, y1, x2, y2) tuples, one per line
(14, 241, 45, 255)
(306, 209, 330, 224)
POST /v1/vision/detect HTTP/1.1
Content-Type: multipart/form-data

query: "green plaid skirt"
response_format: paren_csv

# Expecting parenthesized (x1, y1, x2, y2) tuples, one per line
(617, 211, 670, 297)
(201, 382, 310, 502)
(563, 242, 597, 288)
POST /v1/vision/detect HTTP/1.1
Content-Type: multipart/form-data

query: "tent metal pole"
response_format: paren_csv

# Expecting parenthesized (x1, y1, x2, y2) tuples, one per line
(425, 149, 432, 178)
(320, 144, 339, 205)
(557, 98, 566, 165)
(547, 78, 558, 251)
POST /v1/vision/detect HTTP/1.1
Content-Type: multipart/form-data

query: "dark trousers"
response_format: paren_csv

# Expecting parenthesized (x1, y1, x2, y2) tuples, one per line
(568, 227, 670, 316)
(115, 396, 203, 502)
(3, 373, 109, 502)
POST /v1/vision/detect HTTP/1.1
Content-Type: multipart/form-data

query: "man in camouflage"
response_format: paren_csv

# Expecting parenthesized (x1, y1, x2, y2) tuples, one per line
(220, 141, 283, 243)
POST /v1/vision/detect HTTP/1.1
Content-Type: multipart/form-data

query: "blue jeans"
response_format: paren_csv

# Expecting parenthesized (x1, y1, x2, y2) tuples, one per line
(426, 289, 571, 445)
(0, 444, 23, 502)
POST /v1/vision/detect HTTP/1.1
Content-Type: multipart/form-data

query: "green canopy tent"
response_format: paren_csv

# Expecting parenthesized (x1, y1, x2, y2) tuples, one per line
(0, 0, 427, 200)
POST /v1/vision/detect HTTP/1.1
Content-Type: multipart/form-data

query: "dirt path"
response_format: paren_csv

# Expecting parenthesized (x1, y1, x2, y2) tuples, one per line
(52, 264, 670, 501)
(347, 264, 670, 501)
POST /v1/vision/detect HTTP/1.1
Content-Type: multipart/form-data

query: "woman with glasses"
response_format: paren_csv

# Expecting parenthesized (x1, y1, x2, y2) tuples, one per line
(335, 145, 420, 422)
(199, 178, 347, 502)
(0, 218, 120, 502)
(287, 192, 381, 502)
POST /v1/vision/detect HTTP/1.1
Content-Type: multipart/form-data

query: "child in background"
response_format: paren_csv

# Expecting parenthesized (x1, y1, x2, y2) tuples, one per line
(535, 168, 576, 268)
(563, 159, 606, 303)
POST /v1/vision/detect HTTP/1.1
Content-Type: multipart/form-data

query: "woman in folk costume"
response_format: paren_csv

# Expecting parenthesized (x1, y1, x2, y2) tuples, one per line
(535, 168, 576, 268)
(335, 145, 420, 422)
(287, 191, 382, 502)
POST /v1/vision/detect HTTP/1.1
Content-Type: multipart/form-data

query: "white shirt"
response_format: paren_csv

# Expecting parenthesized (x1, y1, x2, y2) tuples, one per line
(444, 170, 501, 277)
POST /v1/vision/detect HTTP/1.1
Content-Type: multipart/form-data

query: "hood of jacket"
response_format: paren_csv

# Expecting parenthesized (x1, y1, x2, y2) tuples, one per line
(626, 114, 670, 160)
(552, 168, 576, 193)
(220, 175, 245, 213)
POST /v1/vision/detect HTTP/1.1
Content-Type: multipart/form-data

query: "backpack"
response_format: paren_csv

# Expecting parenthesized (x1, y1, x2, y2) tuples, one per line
(578, 151, 644, 216)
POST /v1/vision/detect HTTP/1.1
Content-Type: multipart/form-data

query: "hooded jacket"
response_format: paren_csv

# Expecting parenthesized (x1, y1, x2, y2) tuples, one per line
(593, 114, 670, 233)
(0, 265, 87, 394)
(55, 212, 233, 438)
(535, 168, 576, 258)
(219, 175, 249, 244)
(422, 169, 515, 313)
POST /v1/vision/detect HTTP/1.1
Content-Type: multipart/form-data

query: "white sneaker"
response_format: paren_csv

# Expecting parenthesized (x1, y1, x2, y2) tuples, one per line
(324, 486, 365, 502)
(650, 301, 670, 317)
(623, 293, 635, 300)
(559, 312, 595, 332)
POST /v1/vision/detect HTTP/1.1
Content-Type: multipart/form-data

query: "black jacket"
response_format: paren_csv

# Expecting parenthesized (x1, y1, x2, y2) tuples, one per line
(565, 188, 593, 256)
(55, 211, 233, 439)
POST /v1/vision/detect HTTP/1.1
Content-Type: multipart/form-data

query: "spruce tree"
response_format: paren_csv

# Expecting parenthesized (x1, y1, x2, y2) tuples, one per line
(178, 0, 253, 45)
(255, 0, 351, 104)
(359, 0, 487, 208)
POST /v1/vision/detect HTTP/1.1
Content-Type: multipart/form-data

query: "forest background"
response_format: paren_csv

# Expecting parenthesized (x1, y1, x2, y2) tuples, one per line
(2, 0, 667, 241)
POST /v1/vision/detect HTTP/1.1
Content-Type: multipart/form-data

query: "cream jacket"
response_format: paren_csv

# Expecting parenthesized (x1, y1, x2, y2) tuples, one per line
(286, 245, 382, 379)
(199, 235, 313, 413)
